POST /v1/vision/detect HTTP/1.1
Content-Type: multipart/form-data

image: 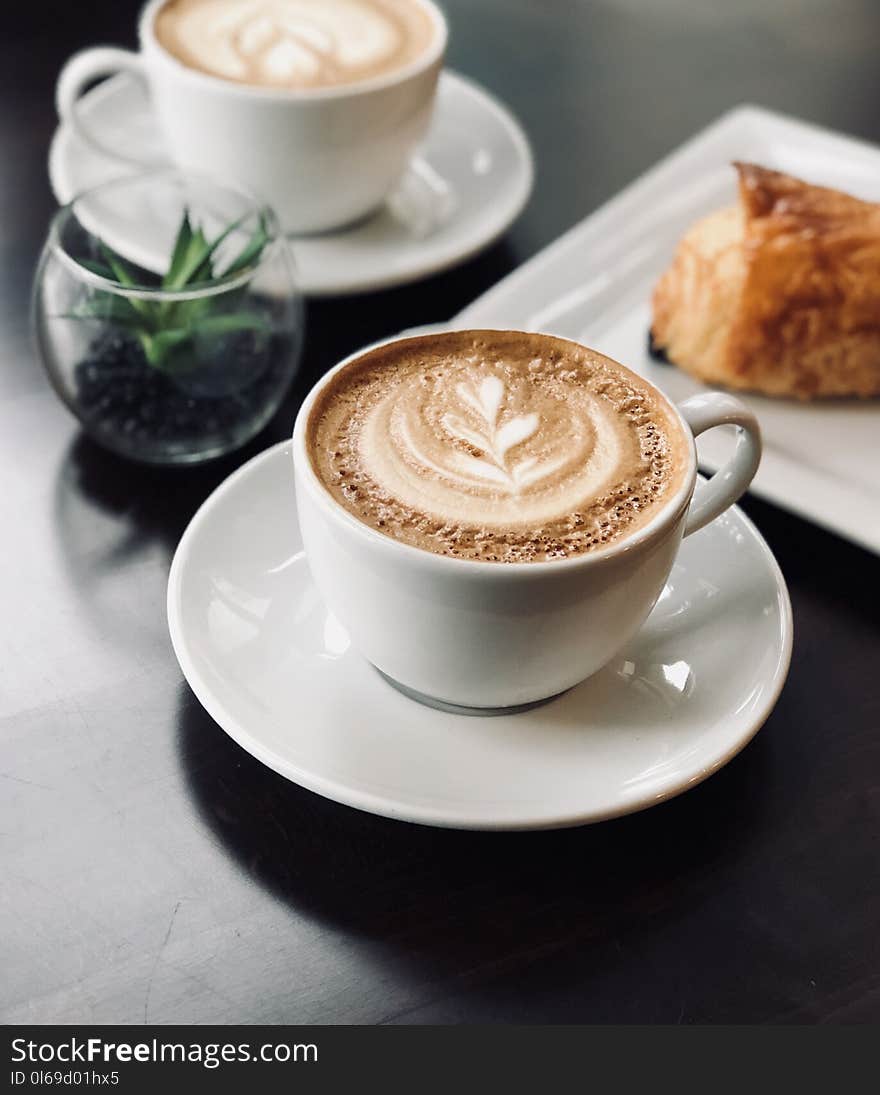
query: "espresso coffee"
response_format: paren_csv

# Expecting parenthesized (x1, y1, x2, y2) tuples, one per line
(307, 331, 690, 563)
(155, 0, 437, 90)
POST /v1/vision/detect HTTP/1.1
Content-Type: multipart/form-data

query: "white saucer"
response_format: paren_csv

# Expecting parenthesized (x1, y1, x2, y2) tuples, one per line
(49, 70, 533, 297)
(167, 441, 792, 830)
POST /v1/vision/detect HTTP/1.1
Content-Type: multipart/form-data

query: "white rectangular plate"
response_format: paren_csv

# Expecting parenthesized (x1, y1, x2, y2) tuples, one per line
(455, 105, 880, 554)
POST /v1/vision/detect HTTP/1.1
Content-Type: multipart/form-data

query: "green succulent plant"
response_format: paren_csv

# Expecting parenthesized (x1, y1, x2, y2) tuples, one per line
(71, 209, 271, 370)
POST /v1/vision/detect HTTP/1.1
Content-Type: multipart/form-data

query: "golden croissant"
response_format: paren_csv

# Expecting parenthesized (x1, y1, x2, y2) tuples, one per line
(650, 162, 880, 399)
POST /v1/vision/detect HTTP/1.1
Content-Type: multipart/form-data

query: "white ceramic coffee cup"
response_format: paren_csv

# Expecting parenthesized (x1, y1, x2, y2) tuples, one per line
(292, 332, 762, 710)
(56, 0, 448, 234)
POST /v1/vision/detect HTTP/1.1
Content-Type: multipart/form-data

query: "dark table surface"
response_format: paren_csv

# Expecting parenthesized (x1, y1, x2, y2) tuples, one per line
(3, 0, 879, 1025)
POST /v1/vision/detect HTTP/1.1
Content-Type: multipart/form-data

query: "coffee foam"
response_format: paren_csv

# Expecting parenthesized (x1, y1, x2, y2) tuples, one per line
(154, 0, 435, 89)
(308, 331, 690, 563)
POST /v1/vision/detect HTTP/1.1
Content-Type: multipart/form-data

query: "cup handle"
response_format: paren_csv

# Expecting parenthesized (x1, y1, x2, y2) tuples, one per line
(677, 392, 762, 537)
(56, 48, 158, 165)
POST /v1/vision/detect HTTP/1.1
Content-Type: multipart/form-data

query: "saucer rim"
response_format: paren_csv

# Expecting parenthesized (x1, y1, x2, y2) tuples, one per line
(48, 69, 535, 298)
(167, 440, 793, 831)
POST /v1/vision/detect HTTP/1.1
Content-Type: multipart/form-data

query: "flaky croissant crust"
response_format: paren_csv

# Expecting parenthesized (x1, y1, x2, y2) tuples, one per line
(651, 162, 880, 399)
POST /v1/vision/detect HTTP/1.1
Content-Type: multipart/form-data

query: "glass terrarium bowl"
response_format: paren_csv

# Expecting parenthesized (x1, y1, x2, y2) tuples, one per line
(33, 170, 304, 464)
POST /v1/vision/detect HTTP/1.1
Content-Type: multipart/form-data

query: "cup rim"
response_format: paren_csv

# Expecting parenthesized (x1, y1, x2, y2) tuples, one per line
(292, 330, 699, 576)
(139, 0, 448, 102)
(48, 167, 284, 300)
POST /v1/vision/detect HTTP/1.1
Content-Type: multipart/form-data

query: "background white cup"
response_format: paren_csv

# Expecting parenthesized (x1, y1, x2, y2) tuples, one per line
(292, 332, 763, 711)
(56, 0, 448, 234)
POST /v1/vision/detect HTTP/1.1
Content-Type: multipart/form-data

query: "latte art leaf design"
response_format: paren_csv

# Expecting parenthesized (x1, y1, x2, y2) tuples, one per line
(162, 0, 416, 88)
(440, 376, 556, 492)
(227, 3, 340, 83)
(356, 353, 641, 528)
(313, 332, 679, 560)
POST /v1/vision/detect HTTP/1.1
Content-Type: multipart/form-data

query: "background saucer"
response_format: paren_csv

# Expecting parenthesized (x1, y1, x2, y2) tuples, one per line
(49, 70, 534, 296)
(167, 441, 793, 831)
